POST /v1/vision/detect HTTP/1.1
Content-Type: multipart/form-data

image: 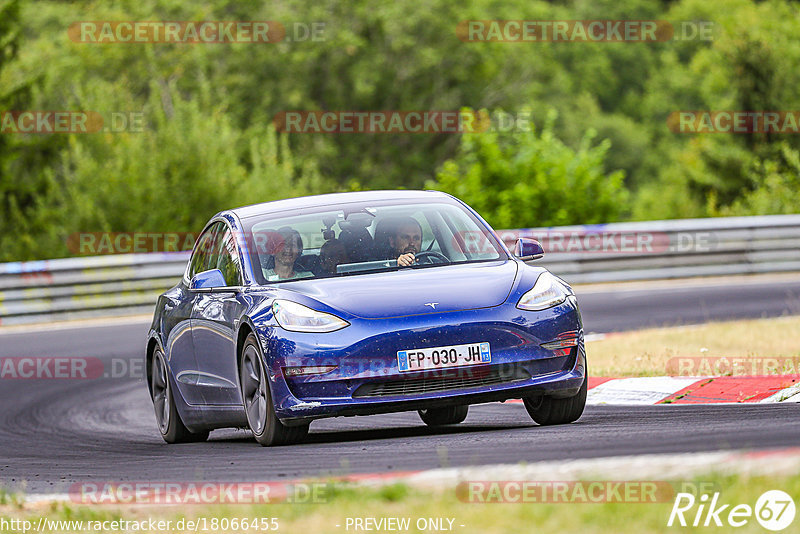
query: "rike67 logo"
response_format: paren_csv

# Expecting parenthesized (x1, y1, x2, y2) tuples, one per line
(668, 490, 795, 531)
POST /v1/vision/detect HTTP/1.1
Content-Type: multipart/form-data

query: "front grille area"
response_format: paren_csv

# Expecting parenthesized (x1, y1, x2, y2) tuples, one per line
(352, 366, 531, 398)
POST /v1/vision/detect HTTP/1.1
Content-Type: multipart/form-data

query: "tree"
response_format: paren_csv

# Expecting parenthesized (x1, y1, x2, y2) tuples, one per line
(428, 109, 628, 229)
(0, 0, 61, 261)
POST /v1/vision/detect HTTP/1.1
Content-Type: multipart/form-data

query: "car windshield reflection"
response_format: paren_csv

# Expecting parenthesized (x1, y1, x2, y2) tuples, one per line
(242, 199, 506, 285)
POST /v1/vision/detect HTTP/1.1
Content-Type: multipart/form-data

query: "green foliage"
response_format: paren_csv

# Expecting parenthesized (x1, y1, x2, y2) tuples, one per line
(376, 483, 411, 503)
(430, 110, 628, 228)
(1, 75, 327, 261)
(0, 0, 53, 261)
(710, 143, 800, 216)
(60, 80, 326, 239)
(0, 0, 330, 261)
(0, 485, 23, 508)
(1, 0, 798, 261)
(632, 0, 800, 217)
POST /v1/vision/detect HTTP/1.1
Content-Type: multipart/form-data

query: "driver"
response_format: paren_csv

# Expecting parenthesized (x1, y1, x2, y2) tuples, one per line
(390, 217, 423, 267)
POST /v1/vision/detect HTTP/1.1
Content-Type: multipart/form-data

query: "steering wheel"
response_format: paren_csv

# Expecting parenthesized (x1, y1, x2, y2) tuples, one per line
(414, 251, 451, 265)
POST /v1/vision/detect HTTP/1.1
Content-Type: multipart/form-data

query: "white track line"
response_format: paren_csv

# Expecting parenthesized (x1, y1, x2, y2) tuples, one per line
(761, 383, 800, 403)
(586, 377, 703, 405)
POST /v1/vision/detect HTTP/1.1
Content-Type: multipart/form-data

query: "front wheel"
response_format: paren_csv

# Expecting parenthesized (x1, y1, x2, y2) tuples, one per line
(523, 376, 587, 426)
(240, 334, 309, 446)
(418, 405, 469, 426)
(151, 348, 208, 443)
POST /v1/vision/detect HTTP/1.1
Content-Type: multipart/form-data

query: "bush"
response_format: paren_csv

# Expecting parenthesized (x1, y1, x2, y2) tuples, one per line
(428, 110, 628, 229)
(0, 80, 328, 261)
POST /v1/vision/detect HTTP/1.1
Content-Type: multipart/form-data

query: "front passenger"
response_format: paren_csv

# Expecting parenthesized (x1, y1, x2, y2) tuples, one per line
(263, 227, 313, 281)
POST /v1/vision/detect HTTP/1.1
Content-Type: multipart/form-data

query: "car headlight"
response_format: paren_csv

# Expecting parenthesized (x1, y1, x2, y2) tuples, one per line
(517, 272, 570, 311)
(272, 300, 349, 333)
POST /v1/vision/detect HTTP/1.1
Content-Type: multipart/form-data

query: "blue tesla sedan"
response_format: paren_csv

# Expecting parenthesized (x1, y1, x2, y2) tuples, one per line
(146, 190, 586, 445)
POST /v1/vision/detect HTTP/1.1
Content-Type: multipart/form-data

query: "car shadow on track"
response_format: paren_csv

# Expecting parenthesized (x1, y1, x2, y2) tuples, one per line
(208, 422, 540, 446)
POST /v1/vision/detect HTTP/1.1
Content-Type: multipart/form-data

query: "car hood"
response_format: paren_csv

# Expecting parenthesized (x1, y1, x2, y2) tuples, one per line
(276, 260, 519, 319)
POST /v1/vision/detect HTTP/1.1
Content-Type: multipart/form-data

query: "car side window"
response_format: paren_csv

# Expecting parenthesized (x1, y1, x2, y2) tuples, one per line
(214, 227, 242, 286)
(188, 222, 224, 280)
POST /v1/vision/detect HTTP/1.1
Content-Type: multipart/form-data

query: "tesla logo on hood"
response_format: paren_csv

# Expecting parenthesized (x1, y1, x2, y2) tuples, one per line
(424, 302, 439, 309)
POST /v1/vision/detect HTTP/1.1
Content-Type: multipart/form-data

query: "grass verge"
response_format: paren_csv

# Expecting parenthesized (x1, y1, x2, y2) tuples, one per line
(1, 472, 798, 533)
(588, 315, 800, 376)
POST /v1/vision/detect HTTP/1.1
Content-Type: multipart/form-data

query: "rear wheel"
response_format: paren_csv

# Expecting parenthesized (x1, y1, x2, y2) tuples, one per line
(418, 405, 469, 426)
(523, 376, 587, 426)
(151, 348, 208, 443)
(240, 334, 309, 446)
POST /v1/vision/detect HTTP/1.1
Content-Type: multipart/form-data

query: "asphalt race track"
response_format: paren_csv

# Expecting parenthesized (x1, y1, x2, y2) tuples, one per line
(1, 277, 799, 494)
(577, 276, 800, 333)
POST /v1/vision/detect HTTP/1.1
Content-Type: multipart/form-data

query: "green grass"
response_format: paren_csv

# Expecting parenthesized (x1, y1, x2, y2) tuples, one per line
(0, 488, 22, 508)
(2, 473, 798, 533)
(588, 316, 800, 376)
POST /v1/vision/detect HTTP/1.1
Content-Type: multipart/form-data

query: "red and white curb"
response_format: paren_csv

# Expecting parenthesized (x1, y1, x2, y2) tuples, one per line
(584, 376, 800, 405)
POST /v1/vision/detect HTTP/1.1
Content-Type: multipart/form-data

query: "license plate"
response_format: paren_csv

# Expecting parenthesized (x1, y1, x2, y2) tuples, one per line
(397, 342, 491, 372)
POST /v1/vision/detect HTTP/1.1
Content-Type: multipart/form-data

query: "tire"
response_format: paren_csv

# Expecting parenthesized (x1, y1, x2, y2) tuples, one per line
(151, 347, 209, 443)
(240, 334, 309, 446)
(418, 405, 469, 426)
(523, 376, 587, 426)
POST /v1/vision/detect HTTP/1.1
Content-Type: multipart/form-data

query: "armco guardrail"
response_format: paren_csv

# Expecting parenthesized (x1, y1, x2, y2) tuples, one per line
(499, 214, 800, 284)
(1, 215, 799, 325)
(0, 252, 191, 326)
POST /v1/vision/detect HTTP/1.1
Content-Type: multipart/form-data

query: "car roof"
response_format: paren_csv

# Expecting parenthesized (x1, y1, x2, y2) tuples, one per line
(230, 190, 452, 220)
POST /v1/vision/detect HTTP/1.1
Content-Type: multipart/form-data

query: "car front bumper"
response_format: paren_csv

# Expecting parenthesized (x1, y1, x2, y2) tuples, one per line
(257, 297, 586, 422)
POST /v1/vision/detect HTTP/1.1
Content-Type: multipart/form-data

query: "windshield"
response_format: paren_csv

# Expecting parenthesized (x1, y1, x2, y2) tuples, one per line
(241, 198, 507, 285)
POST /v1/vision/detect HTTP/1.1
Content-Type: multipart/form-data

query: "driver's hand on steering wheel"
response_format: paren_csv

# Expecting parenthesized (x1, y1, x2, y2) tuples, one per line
(397, 252, 415, 267)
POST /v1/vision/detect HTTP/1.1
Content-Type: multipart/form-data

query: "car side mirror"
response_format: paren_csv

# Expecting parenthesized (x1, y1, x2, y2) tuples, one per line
(189, 269, 228, 291)
(514, 238, 544, 261)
